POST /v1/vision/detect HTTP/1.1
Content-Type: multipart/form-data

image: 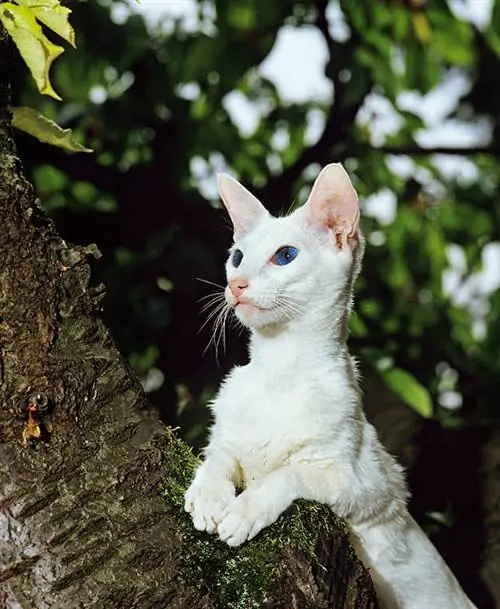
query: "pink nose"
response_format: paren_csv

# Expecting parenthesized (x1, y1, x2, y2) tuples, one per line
(228, 278, 249, 299)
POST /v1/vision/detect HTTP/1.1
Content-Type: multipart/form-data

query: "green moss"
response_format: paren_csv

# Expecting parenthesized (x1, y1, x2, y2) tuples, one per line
(161, 432, 347, 609)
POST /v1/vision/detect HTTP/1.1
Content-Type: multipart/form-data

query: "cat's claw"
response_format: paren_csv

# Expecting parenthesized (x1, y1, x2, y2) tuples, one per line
(184, 479, 235, 534)
(217, 490, 271, 547)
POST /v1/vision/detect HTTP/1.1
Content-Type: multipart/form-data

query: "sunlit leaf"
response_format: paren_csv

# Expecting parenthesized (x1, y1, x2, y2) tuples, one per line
(12, 106, 93, 153)
(392, 6, 410, 40)
(486, 0, 500, 57)
(412, 13, 432, 43)
(381, 367, 433, 418)
(17, 0, 75, 46)
(427, 7, 473, 67)
(0, 3, 63, 99)
(227, 4, 257, 28)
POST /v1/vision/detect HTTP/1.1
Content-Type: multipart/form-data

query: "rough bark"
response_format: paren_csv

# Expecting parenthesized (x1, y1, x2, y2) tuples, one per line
(479, 428, 500, 608)
(0, 26, 378, 609)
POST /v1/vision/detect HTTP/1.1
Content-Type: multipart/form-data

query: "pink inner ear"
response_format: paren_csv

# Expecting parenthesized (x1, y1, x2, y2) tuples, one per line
(217, 174, 268, 239)
(305, 164, 359, 248)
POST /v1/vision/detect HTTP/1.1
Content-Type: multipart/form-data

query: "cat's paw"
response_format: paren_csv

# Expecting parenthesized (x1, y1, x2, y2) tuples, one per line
(217, 489, 274, 547)
(184, 478, 235, 534)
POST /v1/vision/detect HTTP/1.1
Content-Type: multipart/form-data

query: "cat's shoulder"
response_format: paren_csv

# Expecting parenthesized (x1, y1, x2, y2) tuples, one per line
(222, 363, 250, 383)
(215, 364, 252, 398)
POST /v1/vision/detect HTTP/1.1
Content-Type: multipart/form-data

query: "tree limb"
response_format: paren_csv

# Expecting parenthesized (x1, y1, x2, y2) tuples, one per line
(257, 0, 369, 208)
(379, 145, 500, 156)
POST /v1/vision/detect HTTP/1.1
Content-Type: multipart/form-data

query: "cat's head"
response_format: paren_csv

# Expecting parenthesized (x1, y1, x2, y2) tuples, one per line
(218, 163, 363, 331)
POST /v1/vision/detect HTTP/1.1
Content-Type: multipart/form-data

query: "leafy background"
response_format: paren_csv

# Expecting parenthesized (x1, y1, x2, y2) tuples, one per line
(9, 0, 500, 606)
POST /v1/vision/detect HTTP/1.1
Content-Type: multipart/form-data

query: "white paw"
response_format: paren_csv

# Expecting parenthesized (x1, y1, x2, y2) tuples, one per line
(184, 478, 235, 534)
(217, 490, 274, 547)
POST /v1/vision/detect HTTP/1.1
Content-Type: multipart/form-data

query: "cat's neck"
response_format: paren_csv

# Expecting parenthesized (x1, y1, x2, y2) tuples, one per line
(248, 305, 350, 368)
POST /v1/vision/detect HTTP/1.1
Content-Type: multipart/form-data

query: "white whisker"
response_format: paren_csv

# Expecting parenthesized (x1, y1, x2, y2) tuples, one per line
(199, 300, 226, 335)
(203, 306, 224, 359)
(198, 291, 225, 303)
(200, 290, 233, 362)
(200, 294, 226, 312)
(198, 277, 313, 359)
(196, 277, 225, 289)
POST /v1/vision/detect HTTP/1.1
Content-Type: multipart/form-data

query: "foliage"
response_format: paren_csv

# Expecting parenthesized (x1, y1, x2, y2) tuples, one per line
(0, 0, 74, 99)
(380, 366, 433, 419)
(1, 0, 91, 151)
(12, 105, 93, 151)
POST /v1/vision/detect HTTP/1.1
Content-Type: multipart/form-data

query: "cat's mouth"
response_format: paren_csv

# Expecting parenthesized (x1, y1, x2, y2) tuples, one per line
(235, 300, 267, 313)
(225, 289, 269, 317)
(234, 301, 270, 327)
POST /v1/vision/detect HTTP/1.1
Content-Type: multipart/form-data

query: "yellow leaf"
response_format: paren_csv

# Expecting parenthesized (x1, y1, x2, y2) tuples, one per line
(0, 3, 64, 99)
(12, 106, 93, 153)
(17, 0, 75, 47)
(412, 13, 432, 44)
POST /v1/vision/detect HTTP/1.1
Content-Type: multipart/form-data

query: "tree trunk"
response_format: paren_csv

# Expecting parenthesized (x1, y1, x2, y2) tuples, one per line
(0, 27, 378, 609)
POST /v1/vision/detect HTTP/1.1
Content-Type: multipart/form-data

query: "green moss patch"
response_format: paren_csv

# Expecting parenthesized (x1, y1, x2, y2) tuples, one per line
(161, 431, 346, 609)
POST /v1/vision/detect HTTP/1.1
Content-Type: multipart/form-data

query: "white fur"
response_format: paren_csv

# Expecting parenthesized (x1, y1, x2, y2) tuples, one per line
(185, 165, 477, 609)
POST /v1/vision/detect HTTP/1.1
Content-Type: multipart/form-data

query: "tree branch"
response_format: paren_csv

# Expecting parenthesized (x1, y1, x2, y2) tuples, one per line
(379, 145, 500, 157)
(257, 0, 369, 208)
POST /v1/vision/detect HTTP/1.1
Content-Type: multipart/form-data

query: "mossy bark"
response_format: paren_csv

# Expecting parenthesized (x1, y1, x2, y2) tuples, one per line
(0, 26, 378, 609)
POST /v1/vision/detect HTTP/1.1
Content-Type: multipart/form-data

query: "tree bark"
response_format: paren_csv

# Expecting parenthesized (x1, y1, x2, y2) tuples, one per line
(0, 26, 378, 609)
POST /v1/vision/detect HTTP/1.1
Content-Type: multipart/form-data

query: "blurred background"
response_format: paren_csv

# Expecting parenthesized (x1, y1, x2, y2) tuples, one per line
(10, 0, 500, 606)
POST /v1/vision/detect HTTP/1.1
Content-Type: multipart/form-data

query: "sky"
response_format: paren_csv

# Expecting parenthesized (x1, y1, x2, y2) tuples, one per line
(126, 0, 500, 344)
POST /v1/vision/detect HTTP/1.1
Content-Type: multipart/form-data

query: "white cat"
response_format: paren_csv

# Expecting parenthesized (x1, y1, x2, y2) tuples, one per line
(184, 164, 477, 609)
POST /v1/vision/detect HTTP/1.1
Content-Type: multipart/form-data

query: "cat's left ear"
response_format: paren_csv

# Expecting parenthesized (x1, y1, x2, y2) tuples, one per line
(217, 174, 269, 240)
(304, 163, 360, 249)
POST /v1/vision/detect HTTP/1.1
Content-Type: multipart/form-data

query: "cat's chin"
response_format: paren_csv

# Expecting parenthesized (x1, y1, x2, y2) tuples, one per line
(233, 305, 291, 332)
(233, 303, 274, 329)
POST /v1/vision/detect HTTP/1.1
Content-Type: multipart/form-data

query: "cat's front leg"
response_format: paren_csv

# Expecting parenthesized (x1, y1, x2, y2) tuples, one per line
(217, 481, 291, 547)
(184, 449, 237, 534)
(218, 464, 342, 546)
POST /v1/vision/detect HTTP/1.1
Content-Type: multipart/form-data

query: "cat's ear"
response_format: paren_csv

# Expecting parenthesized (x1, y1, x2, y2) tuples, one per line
(304, 163, 360, 249)
(217, 174, 268, 240)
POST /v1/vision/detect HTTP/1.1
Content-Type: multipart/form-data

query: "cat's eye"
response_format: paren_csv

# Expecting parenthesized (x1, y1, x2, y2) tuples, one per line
(231, 249, 244, 268)
(271, 246, 298, 266)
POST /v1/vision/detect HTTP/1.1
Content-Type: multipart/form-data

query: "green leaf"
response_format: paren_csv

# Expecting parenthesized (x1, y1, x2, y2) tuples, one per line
(0, 2, 64, 99)
(12, 106, 93, 153)
(17, 0, 75, 47)
(227, 4, 257, 28)
(486, 0, 500, 57)
(381, 367, 433, 418)
(183, 36, 218, 82)
(427, 7, 474, 67)
(392, 6, 410, 40)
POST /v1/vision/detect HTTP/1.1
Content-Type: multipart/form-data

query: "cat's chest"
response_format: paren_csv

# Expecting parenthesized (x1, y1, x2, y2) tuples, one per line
(212, 364, 335, 478)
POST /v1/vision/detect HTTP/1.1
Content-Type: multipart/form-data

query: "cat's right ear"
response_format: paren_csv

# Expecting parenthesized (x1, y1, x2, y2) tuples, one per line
(217, 174, 268, 240)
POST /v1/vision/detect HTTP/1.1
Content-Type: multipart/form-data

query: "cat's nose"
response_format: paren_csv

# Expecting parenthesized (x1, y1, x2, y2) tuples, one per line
(228, 278, 249, 299)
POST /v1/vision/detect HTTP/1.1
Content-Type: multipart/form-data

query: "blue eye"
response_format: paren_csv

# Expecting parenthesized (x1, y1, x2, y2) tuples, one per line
(231, 249, 243, 268)
(271, 246, 298, 266)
